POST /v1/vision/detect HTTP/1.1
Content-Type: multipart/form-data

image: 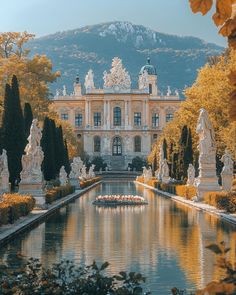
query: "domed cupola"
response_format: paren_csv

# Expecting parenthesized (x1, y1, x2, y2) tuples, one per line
(139, 57, 158, 95)
(140, 57, 157, 76)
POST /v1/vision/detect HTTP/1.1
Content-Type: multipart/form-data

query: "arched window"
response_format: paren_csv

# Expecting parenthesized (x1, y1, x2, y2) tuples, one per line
(149, 84, 152, 94)
(134, 136, 141, 152)
(94, 136, 101, 152)
(113, 137, 122, 155)
(152, 113, 159, 127)
(113, 107, 121, 126)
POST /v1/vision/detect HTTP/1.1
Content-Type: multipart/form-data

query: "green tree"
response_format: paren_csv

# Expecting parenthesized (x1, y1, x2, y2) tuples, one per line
(23, 102, 33, 138)
(41, 117, 56, 181)
(163, 138, 168, 159)
(2, 76, 26, 188)
(55, 125, 66, 175)
(178, 125, 188, 180)
(63, 140, 71, 175)
(185, 128, 193, 168)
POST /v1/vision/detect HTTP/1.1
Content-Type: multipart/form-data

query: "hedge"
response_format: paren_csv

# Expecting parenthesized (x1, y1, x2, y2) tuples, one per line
(175, 185, 197, 200)
(45, 185, 75, 204)
(80, 177, 101, 189)
(204, 191, 236, 213)
(0, 194, 35, 226)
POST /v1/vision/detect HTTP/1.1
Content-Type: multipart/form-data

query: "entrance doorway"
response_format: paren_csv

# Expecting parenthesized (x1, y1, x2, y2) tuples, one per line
(112, 136, 122, 156)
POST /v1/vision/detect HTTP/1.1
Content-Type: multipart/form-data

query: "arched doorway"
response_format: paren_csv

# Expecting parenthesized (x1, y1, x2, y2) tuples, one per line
(112, 136, 122, 156)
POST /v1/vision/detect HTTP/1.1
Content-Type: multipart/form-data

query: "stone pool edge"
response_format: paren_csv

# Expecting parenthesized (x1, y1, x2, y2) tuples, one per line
(135, 181, 236, 226)
(0, 181, 102, 246)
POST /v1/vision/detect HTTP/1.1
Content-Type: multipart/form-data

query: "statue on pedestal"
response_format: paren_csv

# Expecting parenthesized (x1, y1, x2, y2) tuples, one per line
(59, 166, 68, 186)
(84, 69, 95, 92)
(0, 149, 9, 192)
(162, 159, 170, 184)
(62, 85, 67, 96)
(195, 108, 220, 200)
(88, 164, 95, 179)
(157, 143, 164, 181)
(187, 164, 195, 186)
(19, 119, 45, 207)
(221, 150, 233, 191)
(80, 165, 87, 180)
(20, 119, 44, 184)
(69, 157, 83, 179)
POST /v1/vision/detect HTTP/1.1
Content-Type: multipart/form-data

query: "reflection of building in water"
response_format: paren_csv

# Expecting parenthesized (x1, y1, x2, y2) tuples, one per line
(1, 183, 236, 291)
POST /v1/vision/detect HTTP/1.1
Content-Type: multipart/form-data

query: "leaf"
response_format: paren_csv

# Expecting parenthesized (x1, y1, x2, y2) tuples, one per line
(119, 271, 127, 279)
(100, 262, 109, 271)
(213, 0, 233, 26)
(219, 18, 235, 36)
(189, 0, 213, 15)
(206, 243, 223, 254)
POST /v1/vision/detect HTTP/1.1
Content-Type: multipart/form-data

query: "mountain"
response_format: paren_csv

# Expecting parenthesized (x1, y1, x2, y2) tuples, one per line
(30, 21, 224, 96)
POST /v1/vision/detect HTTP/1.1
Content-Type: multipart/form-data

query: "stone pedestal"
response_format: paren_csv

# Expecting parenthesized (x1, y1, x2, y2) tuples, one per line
(221, 173, 233, 192)
(19, 182, 46, 209)
(196, 154, 220, 200)
(69, 178, 80, 190)
(162, 176, 170, 184)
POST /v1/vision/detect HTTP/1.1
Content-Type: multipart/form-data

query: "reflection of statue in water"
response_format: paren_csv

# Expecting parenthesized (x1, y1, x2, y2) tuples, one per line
(196, 108, 216, 156)
(221, 149, 233, 191)
(187, 164, 195, 186)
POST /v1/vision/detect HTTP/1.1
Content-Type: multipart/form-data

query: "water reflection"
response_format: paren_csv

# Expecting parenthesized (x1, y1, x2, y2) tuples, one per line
(0, 181, 235, 294)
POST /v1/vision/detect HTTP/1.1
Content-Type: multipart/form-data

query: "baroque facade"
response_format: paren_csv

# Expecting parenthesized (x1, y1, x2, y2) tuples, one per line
(52, 57, 182, 170)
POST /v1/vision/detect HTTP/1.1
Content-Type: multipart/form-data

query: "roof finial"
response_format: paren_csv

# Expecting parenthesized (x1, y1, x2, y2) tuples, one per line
(147, 57, 151, 65)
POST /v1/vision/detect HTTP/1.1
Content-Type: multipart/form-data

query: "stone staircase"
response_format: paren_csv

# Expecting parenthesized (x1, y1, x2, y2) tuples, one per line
(110, 156, 126, 171)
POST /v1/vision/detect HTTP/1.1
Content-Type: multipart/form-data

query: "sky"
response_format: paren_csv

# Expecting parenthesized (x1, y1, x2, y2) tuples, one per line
(0, 0, 226, 47)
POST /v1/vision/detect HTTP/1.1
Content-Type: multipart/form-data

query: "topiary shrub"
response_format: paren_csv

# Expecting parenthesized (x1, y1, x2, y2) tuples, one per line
(131, 156, 147, 171)
(90, 156, 107, 171)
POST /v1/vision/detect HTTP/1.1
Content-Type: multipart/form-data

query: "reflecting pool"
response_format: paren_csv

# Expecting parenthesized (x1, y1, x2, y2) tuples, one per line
(1, 181, 236, 294)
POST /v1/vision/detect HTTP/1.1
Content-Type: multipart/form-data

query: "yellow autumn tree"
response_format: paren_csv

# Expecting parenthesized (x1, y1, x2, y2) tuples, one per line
(0, 32, 79, 159)
(149, 50, 236, 165)
(188, 0, 236, 120)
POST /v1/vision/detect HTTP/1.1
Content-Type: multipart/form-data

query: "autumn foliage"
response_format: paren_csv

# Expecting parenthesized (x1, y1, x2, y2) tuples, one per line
(189, 0, 236, 119)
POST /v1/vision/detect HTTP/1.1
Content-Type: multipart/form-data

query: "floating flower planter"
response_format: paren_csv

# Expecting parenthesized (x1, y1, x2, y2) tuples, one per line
(92, 195, 148, 206)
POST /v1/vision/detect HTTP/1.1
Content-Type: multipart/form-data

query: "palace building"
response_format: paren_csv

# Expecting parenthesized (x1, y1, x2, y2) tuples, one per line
(52, 57, 182, 170)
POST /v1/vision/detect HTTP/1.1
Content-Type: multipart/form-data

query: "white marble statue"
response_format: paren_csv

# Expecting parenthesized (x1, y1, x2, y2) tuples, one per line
(103, 57, 131, 90)
(221, 149, 234, 191)
(56, 89, 60, 97)
(196, 108, 216, 156)
(0, 149, 9, 192)
(162, 159, 170, 183)
(84, 69, 95, 91)
(187, 164, 195, 186)
(20, 119, 44, 183)
(175, 90, 179, 97)
(59, 166, 68, 186)
(143, 166, 152, 183)
(157, 143, 164, 181)
(195, 108, 220, 200)
(139, 69, 149, 90)
(69, 157, 83, 179)
(167, 86, 171, 96)
(80, 164, 87, 180)
(88, 164, 95, 179)
(62, 85, 67, 96)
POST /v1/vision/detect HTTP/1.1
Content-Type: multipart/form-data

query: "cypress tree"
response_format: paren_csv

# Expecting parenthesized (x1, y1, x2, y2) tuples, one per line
(24, 102, 33, 138)
(178, 125, 188, 180)
(41, 117, 56, 181)
(55, 125, 65, 174)
(163, 138, 168, 159)
(64, 139, 71, 175)
(185, 128, 193, 169)
(2, 76, 26, 188)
